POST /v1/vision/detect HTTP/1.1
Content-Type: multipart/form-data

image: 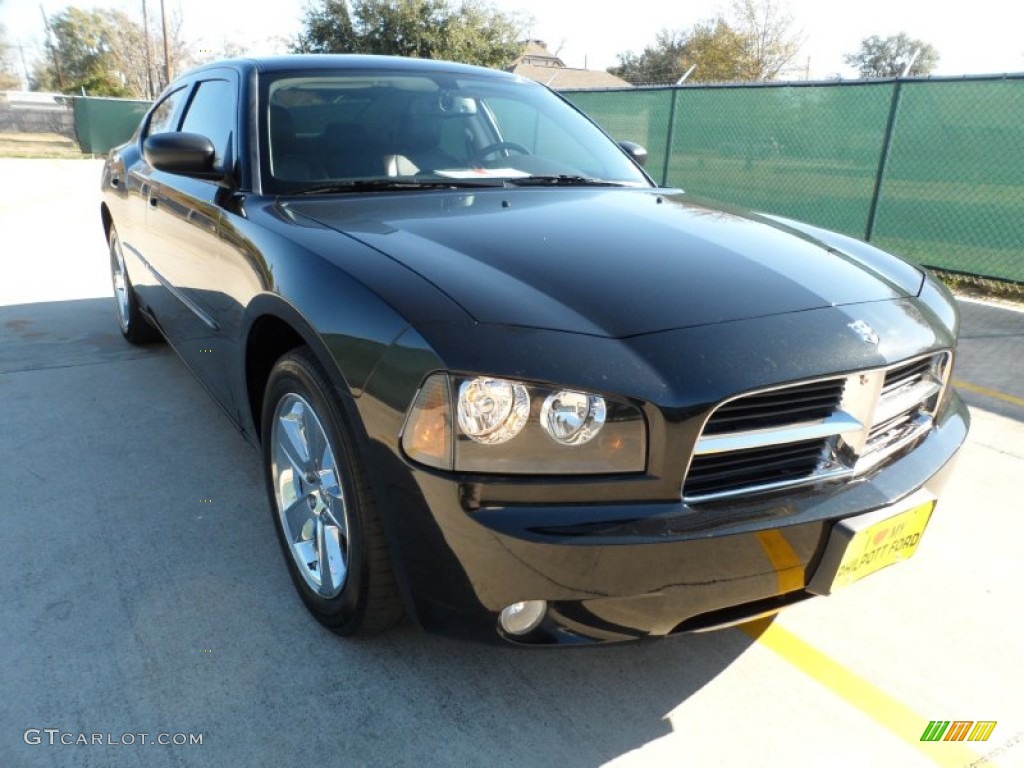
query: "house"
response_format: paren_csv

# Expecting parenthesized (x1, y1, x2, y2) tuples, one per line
(508, 40, 631, 90)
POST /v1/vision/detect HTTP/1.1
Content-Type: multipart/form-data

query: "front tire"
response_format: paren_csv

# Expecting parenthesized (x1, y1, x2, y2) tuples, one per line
(108, 226, 161, 344)
(261, 347, 403, 636)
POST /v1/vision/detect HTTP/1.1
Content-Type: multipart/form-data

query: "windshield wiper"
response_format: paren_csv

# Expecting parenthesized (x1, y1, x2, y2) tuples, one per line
(504, 175, 627, 187)
(295, 178, 505, 195)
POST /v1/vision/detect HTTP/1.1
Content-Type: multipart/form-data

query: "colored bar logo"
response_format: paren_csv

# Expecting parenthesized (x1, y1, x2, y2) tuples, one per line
(921, 721, 997, 742)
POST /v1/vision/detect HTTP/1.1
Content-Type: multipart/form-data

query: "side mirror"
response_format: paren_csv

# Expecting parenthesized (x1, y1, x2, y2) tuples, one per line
(144, 132, 220, 179)
(618, 140, 648, 168)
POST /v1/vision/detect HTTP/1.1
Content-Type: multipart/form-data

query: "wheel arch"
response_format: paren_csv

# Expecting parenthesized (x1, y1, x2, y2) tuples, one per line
(241, 293, 403, 446)
(244, 296, 421, 627)
(243, 296, 342, 442)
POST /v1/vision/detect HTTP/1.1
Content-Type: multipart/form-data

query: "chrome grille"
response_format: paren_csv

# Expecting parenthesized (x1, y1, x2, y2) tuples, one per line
(683, 438, 827, 498)
(701, 379, 845, 435)
(882, 357, 933, 393)
(858, 353, 948, 471)
(683, 352, 952, 502)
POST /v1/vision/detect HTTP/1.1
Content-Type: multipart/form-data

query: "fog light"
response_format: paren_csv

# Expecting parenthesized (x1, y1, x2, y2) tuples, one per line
(499, 600, 547, 635)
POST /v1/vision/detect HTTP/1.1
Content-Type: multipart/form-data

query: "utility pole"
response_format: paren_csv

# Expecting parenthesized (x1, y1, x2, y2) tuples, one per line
(142, 0, 154, 99)
(39, 3, 65, 90)
(159, 0, 171, 88)
(18, 41, 31, 90)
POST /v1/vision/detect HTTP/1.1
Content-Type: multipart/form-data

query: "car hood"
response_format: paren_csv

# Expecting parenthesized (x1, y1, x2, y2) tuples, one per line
(284, 188, 918, 338)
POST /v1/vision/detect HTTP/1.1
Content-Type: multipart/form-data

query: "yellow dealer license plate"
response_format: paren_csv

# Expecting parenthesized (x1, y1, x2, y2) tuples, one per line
(807, 494, 935, 595)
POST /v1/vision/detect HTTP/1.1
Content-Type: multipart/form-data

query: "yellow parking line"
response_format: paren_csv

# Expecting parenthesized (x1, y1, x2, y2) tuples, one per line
(953, 379, 1024, 409)
(741, 618, 988, 767)
(754, 530, 805, 592)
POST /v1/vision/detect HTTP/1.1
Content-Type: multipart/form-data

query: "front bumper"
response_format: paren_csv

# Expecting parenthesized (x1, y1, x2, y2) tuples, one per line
(372, 391, 969, 645)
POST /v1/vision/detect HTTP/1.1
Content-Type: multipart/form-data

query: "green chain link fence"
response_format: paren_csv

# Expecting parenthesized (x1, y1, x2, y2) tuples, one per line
(564, 75, 1024, 286)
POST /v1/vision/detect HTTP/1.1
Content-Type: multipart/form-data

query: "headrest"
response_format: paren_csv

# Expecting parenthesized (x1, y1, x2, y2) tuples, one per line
(269, 106, 295, 149)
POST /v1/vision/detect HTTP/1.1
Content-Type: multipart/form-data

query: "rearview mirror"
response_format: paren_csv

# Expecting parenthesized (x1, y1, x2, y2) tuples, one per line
(618, 141, 648, 168)
(144, 132, 220, 179)
(409, 91, 478, 116)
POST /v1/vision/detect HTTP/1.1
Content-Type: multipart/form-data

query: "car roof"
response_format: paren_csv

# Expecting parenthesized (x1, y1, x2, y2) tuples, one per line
(177, 54, 520, 83)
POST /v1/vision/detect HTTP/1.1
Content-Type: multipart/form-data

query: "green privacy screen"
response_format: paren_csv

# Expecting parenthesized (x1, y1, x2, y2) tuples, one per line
(568, 88, 674, 184)
(73, 97, 150, 155)
(668, 84, 891, 239)
(563, 76, 1024, 284)
(871, 80, 1024, 283)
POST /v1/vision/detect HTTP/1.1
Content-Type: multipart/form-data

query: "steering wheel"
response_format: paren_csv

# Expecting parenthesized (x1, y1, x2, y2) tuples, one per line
(470, 141, 530, 166)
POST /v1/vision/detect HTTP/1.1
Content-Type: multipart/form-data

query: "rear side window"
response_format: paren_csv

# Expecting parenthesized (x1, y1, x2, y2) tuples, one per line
(144, 87, 187, 138)
(180, 79, 236, 168)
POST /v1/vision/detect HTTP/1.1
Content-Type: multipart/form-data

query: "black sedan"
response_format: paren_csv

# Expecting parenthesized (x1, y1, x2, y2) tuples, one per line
(100, 55, 968, 645)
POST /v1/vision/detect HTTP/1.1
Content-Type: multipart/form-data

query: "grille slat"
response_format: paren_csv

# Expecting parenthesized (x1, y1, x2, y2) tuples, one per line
(882, 358, 931, 393)
(685, 439, 825, 497)
(690, 440, 823, 471)
(869, 412, 914, 439)
(707, 399, 842, 426)
(688, 459, 819, 486)
(702, 379, 845, 435)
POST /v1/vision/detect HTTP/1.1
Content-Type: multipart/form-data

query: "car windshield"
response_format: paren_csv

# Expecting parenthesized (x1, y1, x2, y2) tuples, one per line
(260, 69, 651, 193)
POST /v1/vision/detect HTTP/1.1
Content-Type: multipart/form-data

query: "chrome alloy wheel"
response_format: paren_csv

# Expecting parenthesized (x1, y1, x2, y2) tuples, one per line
(270, 393, 350, 598)
(110, 233, 130, 333)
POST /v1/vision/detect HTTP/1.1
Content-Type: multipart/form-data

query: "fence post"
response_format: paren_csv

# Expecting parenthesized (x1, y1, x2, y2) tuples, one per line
(865, 80, 904, 242)
(661, 87, 680, 187)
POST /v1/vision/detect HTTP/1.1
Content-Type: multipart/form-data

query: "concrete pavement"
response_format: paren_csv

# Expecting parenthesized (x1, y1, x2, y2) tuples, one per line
(1, 159, 1021, 768)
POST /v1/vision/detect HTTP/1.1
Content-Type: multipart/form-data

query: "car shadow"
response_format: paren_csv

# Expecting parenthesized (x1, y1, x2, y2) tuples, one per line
(22, 294, 1024, 766)
(1, 296, 768, 767)
(0, 296, 169, 374)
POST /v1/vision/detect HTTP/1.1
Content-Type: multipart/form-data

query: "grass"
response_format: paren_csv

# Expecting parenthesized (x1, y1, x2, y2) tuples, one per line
(0, 131, 88, 159)
(934, 271, 1024, 308)
(664, 154, 1024, 285)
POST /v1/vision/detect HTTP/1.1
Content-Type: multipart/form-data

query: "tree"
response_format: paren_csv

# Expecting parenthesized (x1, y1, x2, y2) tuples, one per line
(194, 39, 251, 66)
(33, 5, 192, 97)
(730, 0, 801, 80)
(33, 7, 131, 96)
(609, 0, 801, 84)
(608, 29, 688, 85)
(292, 0, 524, 69)
(117, 6, 192, 96)
(1, 23, 23, 89)
(844, 33, 939, 78)
(294, 0, 355, 54)
(684, 18, 753, 82)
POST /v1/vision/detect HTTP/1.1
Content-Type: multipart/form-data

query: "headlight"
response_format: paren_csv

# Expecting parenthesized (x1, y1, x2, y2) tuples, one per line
(457, 378, 530, 444)
(402, 374, 646, 474)
(541, 390, 606, 446)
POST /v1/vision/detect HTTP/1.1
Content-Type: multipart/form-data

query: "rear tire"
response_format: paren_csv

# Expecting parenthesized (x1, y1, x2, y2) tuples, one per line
(261, 347, 403, 636)
(108, 225, 161, 344)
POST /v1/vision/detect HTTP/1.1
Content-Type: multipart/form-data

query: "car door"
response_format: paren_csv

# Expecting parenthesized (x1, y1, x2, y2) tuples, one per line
(118, 86, 189, 313)
(144, 72, 242, 417)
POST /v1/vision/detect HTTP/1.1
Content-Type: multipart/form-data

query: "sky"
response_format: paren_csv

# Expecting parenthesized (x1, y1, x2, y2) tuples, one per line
(3, 0, 1024, 85)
